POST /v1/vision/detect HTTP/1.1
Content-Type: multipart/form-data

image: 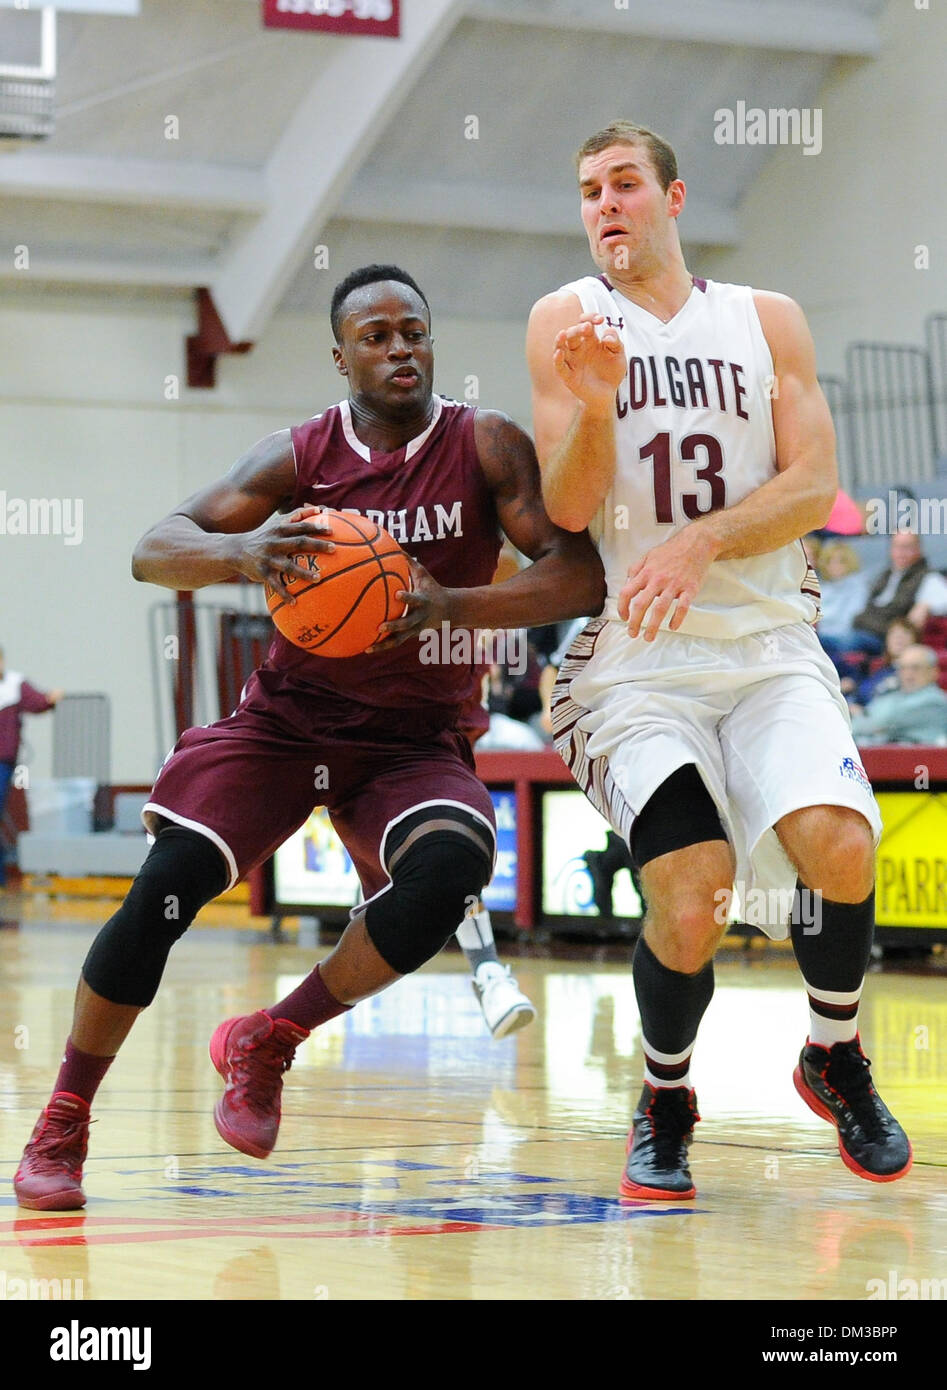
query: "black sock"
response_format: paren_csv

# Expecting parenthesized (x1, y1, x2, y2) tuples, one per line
(791, 882, 874, 1047)
(633, 935, 714, 1088)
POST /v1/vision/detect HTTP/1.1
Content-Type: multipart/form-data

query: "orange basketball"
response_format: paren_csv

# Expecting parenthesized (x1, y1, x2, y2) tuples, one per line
(264, 510, 413, 658)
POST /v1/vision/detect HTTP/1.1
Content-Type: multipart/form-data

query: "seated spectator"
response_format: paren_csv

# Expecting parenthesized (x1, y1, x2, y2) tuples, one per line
(820, 530, 947, 667)
(846, 618, 918, 712)
(850, 645, 947, 746)
(817, 542, 870, 637)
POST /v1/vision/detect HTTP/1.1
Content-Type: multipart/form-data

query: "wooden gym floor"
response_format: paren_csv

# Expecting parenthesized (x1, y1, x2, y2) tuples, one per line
(1, 899, 945, 1303)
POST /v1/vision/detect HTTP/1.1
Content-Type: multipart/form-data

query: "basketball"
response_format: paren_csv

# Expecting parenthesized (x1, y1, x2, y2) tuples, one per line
(264, 510, 412, 658)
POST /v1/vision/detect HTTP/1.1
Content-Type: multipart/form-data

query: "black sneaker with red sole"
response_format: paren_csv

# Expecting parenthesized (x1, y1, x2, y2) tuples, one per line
(793, 1035, 912, 1182)
(620, 1083, 700, 1200)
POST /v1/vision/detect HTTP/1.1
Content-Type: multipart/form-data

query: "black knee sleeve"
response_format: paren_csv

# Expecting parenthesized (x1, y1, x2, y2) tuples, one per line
(364, 808, 494, 975)
(81, 826, 229, 1007)
(632, 764, 728, 869)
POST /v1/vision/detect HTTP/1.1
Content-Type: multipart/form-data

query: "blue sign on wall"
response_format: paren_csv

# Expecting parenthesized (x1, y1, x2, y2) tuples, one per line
(482, 790, 516, 912)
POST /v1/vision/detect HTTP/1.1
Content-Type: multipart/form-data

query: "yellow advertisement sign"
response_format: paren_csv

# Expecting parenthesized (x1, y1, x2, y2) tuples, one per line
(875, 793, 947, 928)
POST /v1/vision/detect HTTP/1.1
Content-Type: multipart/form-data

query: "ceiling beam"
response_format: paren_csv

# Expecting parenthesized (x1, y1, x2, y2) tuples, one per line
(0, 255, 212, 287)
(211, 0, 467, 345)
(0, 155, 264, 213)
(469, 0, 881, 56)
(337, 176, 739, 247)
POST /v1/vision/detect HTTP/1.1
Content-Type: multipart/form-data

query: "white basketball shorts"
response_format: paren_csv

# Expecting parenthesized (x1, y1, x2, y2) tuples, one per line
(551, 618, 881, 939)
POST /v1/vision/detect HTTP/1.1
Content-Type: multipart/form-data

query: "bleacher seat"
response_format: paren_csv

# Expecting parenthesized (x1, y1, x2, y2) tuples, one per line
(923, 615, 947, 649)
(18, 792, 149, 878)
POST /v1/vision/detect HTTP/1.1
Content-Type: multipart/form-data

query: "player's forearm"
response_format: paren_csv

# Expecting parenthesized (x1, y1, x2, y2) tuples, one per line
(540, 403, 616, 532)
(446, 544, 605, 630)
(690, 463, 835, 563)
(132, 516, 243, 590)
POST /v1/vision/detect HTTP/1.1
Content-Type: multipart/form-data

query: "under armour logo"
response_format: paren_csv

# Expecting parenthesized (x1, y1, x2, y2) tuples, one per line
(605, 316, 624, 330)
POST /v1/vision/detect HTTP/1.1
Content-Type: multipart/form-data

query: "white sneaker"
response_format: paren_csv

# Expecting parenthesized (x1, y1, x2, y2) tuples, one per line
(472, 963, 537, 1039)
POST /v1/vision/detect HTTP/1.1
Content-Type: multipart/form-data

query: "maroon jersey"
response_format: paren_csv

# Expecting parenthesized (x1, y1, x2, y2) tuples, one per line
(0, 672, 53, 763)
(253, 396, 502, 730)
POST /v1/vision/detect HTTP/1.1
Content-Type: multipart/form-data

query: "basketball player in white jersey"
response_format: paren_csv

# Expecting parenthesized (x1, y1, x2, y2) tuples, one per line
(527, 121, 911, 1199)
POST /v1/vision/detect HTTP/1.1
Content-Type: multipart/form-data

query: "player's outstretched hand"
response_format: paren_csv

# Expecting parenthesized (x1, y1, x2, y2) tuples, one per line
(553, 313, 626, 410)
(367, 556, 453, 654)
(618, 528, 718, 641)
(235, 505, 336, 602)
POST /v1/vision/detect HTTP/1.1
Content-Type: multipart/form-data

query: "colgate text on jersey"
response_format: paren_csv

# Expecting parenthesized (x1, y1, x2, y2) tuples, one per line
(616, 354, 751, 419)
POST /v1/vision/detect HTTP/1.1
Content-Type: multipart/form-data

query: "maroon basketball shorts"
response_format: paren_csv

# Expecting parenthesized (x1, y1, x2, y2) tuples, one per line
(143, 689, 496, 897)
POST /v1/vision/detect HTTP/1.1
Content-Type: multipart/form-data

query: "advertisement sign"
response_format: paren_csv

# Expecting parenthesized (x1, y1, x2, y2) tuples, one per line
(273, 788, 516, 912)
(542, 789, 643, 919)
(482, 789, 516, 913)
(262, 0, 400, 37)
(273, 806, 359, 909)
(874, 792, 947, 928)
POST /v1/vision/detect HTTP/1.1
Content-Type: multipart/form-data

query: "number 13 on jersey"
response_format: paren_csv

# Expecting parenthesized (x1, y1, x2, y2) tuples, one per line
(640, 431, 726, 524)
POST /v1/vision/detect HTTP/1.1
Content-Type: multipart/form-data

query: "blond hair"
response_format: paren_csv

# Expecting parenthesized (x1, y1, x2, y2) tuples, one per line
(819, 541, 860, 578)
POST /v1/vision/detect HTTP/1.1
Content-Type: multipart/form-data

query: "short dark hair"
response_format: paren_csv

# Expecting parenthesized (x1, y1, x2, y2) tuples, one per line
(575, 121, 678, 192)
(330, 264, 431, 342)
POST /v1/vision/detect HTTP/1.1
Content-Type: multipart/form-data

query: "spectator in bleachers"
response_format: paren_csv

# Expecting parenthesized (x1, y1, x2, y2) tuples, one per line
(0, 646, 64, 887)
(850, 644, 947, 746)
(817, 541, 869, 639)
(820, 530, 947, 667)
(845, 618, 918, 713)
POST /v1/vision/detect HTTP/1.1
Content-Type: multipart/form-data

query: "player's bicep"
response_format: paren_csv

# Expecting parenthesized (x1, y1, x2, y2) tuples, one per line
(169, 430, 297, 535)
(475, 411, 572, 560)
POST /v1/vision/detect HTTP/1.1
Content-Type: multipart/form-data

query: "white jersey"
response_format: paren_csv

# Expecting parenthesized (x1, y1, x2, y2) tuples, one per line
(557, 274, 820, 638)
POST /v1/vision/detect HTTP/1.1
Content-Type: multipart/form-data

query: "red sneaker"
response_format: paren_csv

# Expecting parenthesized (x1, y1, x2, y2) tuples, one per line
(14, 1093, 90, 1211)
(210, 1012, 308, 1159)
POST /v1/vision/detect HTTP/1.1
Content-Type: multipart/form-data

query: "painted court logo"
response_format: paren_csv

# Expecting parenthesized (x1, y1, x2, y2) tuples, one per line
(49, 1320, 151, 1370)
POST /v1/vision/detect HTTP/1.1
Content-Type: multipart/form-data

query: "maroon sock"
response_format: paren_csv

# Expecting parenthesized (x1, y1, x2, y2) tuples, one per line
(54, 1039, 115, 1106)
(266, 963, 351, 1032)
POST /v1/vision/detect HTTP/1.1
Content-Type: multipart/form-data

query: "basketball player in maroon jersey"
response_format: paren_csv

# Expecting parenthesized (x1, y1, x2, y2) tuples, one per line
(14, 265, 604, 1209)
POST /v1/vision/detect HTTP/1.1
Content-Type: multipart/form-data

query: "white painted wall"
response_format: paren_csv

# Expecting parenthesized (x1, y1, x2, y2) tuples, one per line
(2, 2, 945, 782)
(0, 294, 533, 780)
(699, 1, 947, 374)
